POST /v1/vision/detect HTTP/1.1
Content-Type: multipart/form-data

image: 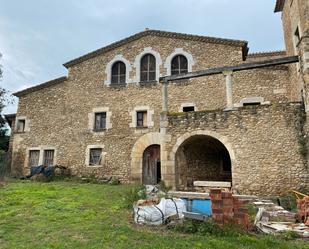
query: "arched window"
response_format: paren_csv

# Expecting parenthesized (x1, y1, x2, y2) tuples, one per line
(111, 61, 126, 84)
(140, 54, 156, 82)
(171, 55, 188, 75)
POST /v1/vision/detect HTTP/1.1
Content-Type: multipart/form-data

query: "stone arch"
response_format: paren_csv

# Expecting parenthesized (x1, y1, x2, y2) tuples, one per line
(164, 48, 195, 76)
(105, 54, 132, 86)
(134, 47, 162, 83)
(130, 132, 161, 183)
(169, 130, 236, 189)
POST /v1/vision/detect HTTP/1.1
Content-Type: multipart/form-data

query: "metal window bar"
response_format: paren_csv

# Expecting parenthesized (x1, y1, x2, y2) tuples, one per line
(29, 150, 40, 167)
(43, 150, 54, 167)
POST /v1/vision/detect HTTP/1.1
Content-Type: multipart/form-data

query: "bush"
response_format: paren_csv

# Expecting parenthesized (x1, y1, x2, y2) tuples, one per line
(123, 185, 147, 209)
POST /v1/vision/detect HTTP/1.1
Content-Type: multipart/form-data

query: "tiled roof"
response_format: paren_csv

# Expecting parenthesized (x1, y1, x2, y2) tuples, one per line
(274, 0, 285, 12)
(14, 76, 67, 97)
(63, 29, 249, 68)
(247, 50, 286, 58)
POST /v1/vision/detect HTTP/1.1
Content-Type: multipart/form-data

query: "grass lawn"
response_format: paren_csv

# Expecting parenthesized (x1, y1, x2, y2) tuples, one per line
(0, 180, 308, 249)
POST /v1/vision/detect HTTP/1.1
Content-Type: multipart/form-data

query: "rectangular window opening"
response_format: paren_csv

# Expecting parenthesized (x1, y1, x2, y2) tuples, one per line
(89, 148, 102, 166)
(183, 106, 195, 112)
(243, 102, 261, 106)
(43, 150, 55, 167)
(17, 119, 26, 132)
(136, 111, 148, 128)
(29, 150, 40, 168)
(94, 112, 106, 131)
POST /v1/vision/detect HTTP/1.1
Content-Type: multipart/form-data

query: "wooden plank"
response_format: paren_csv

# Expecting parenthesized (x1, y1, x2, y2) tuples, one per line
(193, 181, 232, 188)
(168, 191, 210, 200)
(160, 56, 299, 82)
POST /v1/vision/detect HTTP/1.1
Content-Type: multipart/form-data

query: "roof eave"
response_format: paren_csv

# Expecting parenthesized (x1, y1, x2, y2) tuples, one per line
(13, 76, 67, 97)
(274, 0, 285, 12)
(63, 30, 249, 68)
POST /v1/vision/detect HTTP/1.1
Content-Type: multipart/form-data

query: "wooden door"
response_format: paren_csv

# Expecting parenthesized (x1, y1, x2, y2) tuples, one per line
(142, 145, 160, 185)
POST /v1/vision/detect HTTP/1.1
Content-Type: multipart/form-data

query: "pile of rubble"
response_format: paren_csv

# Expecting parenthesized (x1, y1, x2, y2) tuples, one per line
(254, 199, 309, 237)
(133, 185, 309, 238)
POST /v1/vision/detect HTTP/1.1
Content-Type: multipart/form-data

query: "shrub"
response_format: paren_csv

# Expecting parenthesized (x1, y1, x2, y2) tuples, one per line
(123, 185, 147, 209)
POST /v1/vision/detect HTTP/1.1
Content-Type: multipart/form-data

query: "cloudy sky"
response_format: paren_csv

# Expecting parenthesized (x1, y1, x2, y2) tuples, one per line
(0, 0, 284, 114)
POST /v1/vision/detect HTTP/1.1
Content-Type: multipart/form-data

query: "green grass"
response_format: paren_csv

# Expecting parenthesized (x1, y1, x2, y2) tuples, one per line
(0, 180, 308, 249)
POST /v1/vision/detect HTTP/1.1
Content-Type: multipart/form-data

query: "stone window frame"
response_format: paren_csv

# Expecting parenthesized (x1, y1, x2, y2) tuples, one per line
(85, 145, 106, 167)
(129, 106, 154, 129)
(164, 48, 195, 76)
(134, 47, 162, 83)
(26, 146, 57, 168)
(15, 116, 30, 133)
(88, 107, 112, 133)
(105, 54, 132, 86)
(179, 103, 197, 112)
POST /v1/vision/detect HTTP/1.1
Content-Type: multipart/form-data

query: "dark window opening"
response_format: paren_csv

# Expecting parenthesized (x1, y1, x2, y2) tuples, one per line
(17, 119, 25, 132)
(243, 102, 261, 106)
(171, 55, 188, 75)
(89, 148, 102, 166)
(111, 61, 126, 84)
(29, 150, 40, 167)
(136, 111, 147, 128)
(183, 106, 195, 112)
(43, 150, 54, 167)
(94, 112, 106, 131)
(140, 54, 156, 82)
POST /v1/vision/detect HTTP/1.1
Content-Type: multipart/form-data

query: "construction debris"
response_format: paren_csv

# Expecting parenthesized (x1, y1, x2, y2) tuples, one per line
(134, 198, 186, 225)
(253, 196, 309, 238)
(294, 191, 309, 225)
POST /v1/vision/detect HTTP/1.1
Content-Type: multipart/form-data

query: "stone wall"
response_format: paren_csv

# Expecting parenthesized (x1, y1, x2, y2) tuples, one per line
(11, 33, 295, 184)
(165, 103, 309, 196)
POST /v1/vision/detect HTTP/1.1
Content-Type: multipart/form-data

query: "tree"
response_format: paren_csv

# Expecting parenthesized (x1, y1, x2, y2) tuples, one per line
(0, 52, 9, 183)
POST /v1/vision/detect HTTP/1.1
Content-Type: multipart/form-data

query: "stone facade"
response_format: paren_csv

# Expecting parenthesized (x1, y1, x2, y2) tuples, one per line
(165, 104, 308, 196)
(7, 2, 309, 196)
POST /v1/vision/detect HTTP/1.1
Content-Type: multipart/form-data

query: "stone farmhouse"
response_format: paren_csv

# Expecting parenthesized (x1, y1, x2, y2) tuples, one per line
(5, 0, 309, 195)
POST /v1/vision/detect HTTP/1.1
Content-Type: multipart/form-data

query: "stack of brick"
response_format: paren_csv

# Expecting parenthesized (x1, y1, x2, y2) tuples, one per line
(297, 196, 309, 226)
(210, 188, 250, 229)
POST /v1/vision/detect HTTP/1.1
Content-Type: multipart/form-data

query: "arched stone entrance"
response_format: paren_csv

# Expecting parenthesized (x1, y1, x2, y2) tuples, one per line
(169, 130, 235, 190)
(142, 145, 161, 184)
(130, 132, 161, 183)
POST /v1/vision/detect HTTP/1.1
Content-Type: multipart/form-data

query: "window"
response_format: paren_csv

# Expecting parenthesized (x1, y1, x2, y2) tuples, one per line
(243, 102, 261, 106)
(89, 148, 102, 166)
(43, 150, 54, 167)
(17, 119, 25, 132)
(140, 54, 156, 82)
(111, 61, 126, 84)
(29, 150, 40, 167)
(94, 112, 106, 131)
(183, 106, 195, 112)
(136, 111, 147, 128)
(171, 55, 188, 75)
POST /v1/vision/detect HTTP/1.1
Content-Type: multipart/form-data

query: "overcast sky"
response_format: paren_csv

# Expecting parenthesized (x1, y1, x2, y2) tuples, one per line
(0, 0, 284, 114)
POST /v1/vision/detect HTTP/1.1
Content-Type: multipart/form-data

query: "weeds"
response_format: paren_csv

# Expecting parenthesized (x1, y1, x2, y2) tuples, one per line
(123, 185, 146, 209)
